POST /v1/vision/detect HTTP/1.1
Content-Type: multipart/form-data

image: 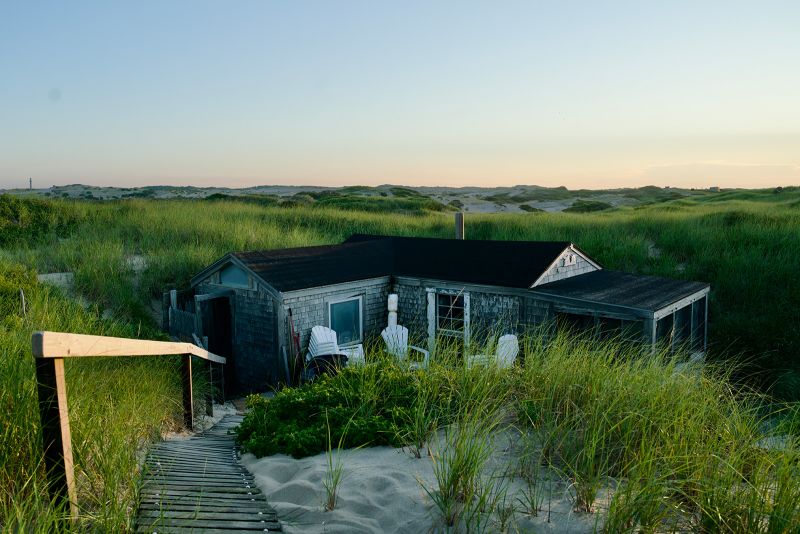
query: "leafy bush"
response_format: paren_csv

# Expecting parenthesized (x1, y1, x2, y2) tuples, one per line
(237, 365, 419, 458)
(204, 193, 281, 207)
(315, 194, 449, 213)
(389, 186, 426, 198)
(519, 204, 543, 212)
(563, 199, 613, 213)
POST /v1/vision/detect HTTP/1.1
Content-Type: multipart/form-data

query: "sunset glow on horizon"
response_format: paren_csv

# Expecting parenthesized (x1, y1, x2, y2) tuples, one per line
(1, 2, 798, 190)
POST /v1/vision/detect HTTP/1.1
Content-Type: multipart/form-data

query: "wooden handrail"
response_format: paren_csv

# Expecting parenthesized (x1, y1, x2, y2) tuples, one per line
(31, 331, 226, 520)
(32, 331, 226, 363)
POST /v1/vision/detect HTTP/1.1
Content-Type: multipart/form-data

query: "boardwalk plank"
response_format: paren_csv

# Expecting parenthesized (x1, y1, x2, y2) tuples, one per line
(144, 478, 255, 486)
(138, 510, 277, 521)
(135, 414, 281, 532)
(138, 502, 273, 513)
(137, 528, 280, 534)
(138, 517, 281, 529)
(141, 485, 262, 494)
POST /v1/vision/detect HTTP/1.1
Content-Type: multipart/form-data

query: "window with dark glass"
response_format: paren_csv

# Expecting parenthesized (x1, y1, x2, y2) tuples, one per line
(329, 297, 362, 345)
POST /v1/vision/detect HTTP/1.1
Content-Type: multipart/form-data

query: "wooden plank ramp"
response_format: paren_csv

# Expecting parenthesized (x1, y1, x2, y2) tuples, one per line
(136, 414, 282, 533)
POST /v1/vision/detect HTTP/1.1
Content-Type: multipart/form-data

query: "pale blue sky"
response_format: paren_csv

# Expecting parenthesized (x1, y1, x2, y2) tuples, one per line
(1, 1, 799, 189)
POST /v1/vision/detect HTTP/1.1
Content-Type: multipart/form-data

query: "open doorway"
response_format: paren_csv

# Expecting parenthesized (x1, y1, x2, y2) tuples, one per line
(199, 296, 235, 398)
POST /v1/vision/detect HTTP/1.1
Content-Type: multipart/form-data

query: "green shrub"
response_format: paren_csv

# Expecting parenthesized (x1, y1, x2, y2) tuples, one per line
(237, 364, 419, 458)
(563, 199, 613, 213)
(519, 204, 543, 212)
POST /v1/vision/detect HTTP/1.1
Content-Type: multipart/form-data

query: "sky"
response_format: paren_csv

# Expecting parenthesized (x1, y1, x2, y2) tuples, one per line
(1, 1, 799, 190)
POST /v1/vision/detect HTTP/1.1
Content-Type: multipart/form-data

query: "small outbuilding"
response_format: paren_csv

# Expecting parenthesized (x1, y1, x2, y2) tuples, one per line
(166, 234, 709, 392)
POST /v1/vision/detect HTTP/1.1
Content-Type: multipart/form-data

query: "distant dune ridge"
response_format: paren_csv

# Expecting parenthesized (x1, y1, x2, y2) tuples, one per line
(5, 182, 773, 213)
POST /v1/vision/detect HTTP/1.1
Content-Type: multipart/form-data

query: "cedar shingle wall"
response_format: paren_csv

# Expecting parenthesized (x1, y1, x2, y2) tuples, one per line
(283, 278, 391, 354)
(394, 283, 429, 344)
(534, 250, 598, 286)
(470, 292, 522, 337)
(393, 280, 555, 344)
(196, 283, 277, 392)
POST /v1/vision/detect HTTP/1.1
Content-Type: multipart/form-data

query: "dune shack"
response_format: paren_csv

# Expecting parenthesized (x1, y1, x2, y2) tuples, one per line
(165, 234, 709, 392)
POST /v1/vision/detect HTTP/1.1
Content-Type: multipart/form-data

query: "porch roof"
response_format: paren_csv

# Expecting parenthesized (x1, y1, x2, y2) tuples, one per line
(532, 270, 709, 313)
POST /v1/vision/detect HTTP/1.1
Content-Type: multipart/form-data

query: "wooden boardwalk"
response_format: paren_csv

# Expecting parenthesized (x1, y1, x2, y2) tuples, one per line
(136, 414, 282, 533)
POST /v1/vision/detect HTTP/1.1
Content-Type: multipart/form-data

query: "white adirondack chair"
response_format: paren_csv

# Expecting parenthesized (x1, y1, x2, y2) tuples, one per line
(307, 325, 365, 366)
(466, 334, 519, 369)
(308, 326, 339, 358)
(340, 344, 365, 366)
(381, 325, 429, 368)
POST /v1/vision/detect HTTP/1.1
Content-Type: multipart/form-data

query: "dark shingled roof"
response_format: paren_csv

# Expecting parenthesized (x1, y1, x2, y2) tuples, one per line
(228, 234, 573, 292)
(232, 239, 393, 292)
(532, 270, 709, 312)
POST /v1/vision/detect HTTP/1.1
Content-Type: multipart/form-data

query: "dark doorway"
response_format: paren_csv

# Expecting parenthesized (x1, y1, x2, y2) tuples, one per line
(556, 312, 641, 344)
(201, 297, 235, 397)
(556, 312, 595, 334)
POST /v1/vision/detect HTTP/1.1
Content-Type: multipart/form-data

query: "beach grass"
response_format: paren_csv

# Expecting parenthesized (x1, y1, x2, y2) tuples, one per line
(2, 189, 800, 530)
(241, 334, 800, 531)
(4, 191, 799, 396)
(0, 263, 186, 531)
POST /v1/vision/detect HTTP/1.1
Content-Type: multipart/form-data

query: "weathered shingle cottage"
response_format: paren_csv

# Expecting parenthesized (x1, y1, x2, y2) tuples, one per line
(167, 234, 709, 392)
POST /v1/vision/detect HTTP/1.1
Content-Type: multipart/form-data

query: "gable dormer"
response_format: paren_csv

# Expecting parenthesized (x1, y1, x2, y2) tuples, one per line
(530, 244, 601, 287)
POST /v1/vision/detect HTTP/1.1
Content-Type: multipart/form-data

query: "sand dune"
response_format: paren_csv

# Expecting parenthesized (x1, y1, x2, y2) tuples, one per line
(242, 433, 604, 533)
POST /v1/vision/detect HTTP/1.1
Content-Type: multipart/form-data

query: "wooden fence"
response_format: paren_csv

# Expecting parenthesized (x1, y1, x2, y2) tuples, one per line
(31, 331, 226, 519)
(169, 307, 197, 339)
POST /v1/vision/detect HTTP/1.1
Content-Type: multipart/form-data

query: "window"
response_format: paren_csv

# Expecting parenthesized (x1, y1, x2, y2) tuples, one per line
(426, 288, 470, 351)
(437, 292, 466, 337)
(219, 264, 249, 287)
(329, 296, 363, 345)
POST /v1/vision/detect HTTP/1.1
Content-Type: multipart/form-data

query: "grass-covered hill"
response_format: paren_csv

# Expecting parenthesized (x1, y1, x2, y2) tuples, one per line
(1, 187, 799, 530)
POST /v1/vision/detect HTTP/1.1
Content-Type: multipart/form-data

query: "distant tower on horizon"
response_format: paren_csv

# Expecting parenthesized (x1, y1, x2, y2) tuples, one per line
(29, 177, 32, 190)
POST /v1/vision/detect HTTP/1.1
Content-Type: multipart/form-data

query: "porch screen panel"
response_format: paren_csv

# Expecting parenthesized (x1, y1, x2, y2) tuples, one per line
(675, 306, 692, 346)
(656, 314, 674, 345)
(691, 297, 707, 351)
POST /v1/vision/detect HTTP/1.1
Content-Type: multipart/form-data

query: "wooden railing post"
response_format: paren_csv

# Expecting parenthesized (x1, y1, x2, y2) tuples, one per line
(34, 357, 78, 519)
(181, 354, 194, 430)
(206, 360, 214, 417)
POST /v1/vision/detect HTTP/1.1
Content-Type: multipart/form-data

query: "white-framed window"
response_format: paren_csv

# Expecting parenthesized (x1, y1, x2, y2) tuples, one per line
(426, 288, 471, 347)
(328, 296, 363, 346)
(437, 292, 466, 337)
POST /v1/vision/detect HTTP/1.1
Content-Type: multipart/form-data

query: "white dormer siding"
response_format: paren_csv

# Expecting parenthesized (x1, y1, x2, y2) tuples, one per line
(531, 245, 600, 287)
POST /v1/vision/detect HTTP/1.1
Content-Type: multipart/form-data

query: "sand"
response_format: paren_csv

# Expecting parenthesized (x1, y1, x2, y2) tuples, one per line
(242, 430, 605, 533)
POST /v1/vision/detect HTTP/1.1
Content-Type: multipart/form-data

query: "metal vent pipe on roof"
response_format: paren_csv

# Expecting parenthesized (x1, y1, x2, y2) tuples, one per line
(455, 212, 464, 240)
